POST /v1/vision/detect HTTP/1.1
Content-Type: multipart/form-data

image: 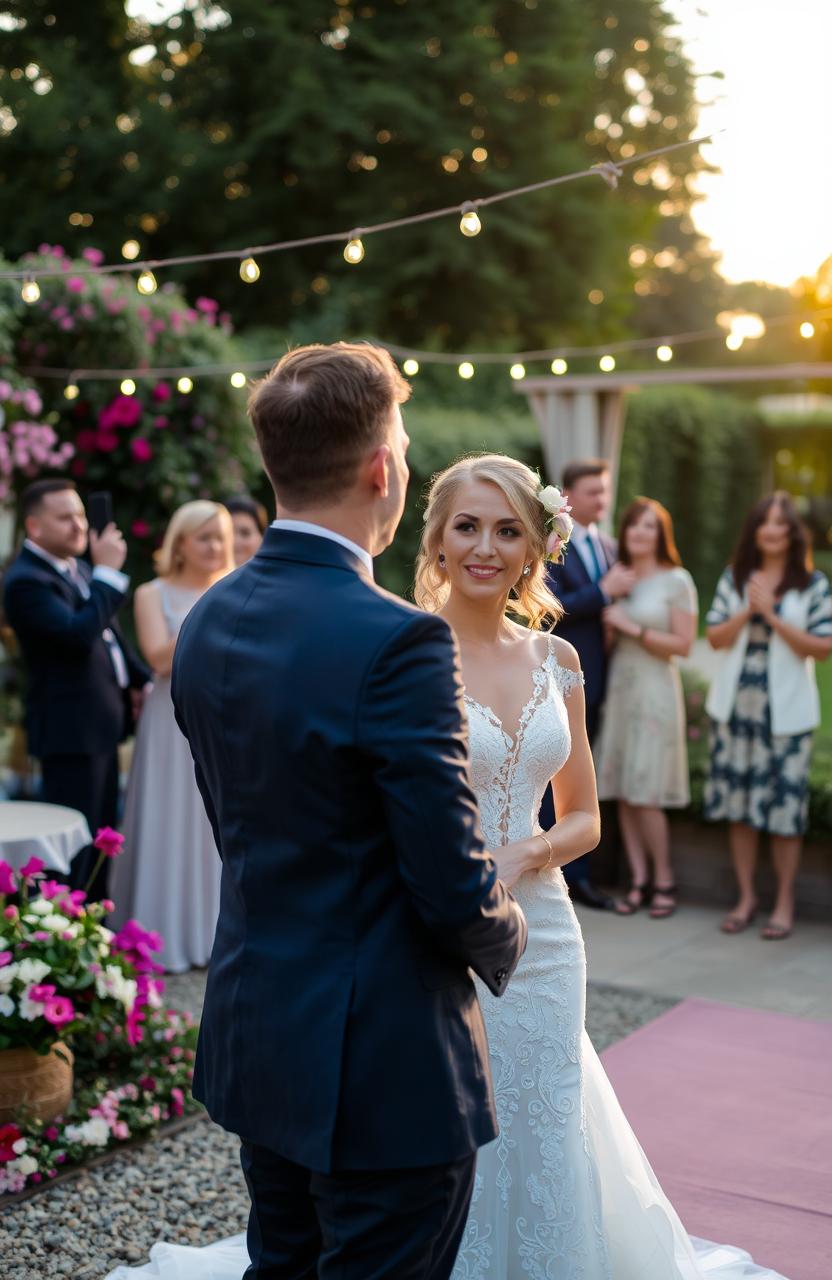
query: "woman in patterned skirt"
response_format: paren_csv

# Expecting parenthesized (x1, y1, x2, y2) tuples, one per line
(704, 492, 832, 939)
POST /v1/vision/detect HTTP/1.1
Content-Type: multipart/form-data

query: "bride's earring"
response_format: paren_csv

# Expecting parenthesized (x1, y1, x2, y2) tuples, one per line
(438, 553, 446, 568)
(522, 564, 531, 577)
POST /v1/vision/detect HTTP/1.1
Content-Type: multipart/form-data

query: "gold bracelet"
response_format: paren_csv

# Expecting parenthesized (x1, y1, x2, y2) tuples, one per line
(537, 831, 555, 867)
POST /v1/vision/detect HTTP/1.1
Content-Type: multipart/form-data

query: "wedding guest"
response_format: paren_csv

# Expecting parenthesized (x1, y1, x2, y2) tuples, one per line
(542, 459, 635, 910)
(595, 497, 698, 919)
(705, 491, 832, 940)
(2, 479, 149, 896)
(110, 500, 234, 970)
(225, 494, 268, 566)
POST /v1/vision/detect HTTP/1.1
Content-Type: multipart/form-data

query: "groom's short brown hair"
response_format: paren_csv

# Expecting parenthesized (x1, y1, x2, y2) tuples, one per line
(248, 342, 411, 508)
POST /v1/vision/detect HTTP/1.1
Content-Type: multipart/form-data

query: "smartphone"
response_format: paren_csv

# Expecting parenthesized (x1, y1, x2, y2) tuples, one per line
(88, 491, 114, 536)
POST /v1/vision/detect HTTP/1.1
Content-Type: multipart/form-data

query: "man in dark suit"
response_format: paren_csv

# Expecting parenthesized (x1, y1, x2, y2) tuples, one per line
(2, 479, 150, 895)
(172, 343, 527, 1280)
(542, 459, 635, 910)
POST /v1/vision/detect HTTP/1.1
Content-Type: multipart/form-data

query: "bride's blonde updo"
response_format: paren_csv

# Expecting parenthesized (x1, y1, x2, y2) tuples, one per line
(414, 453, 563, 630)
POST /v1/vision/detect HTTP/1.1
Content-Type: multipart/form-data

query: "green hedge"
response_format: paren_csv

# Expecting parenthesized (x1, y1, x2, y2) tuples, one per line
(616, 386, 764, 606)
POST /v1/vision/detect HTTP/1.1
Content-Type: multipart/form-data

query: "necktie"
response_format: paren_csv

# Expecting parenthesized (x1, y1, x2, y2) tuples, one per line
(585, 535, 604, 582)
(64, 563, 129, 689)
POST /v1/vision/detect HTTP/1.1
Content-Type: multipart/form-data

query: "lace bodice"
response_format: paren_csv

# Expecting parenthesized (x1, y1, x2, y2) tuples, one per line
(464, 639, 583, 852)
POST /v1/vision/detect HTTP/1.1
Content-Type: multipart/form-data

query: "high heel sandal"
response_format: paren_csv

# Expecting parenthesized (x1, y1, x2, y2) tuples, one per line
(649, 883, 678, 919)
(614, 880, 651, 916)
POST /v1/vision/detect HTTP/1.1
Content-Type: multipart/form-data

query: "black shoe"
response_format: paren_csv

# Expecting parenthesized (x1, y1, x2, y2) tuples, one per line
(569, 880, 617, 911)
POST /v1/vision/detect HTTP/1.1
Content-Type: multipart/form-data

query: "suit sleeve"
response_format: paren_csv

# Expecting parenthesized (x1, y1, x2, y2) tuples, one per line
(3, 574, 126, 654)
(547, 558, 607, 621)
(357, 612, 527, 996)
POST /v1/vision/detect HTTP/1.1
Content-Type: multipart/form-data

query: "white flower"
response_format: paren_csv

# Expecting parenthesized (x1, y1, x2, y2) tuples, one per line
(0, 994, 14, 1017)
(8, 1154, 38, 1177)
(63, 1117, 110, 1148)
(41, 914, 70, 933)
(27, 899, 54, 917)
(18, 986, 45, 1021)
(538, 484, 571, 516)
(16, 958, 51, 985)
(98, 926, 114, 943)
(553, 510, 574, 541)
(0, 964, 17, 995)
(95, 965, 136, 1011)
(0, 936, 7, 950)
(12, 1138, 27, 1155)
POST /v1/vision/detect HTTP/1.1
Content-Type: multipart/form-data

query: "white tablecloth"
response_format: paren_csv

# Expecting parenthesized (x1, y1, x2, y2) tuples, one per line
(0, 801, 91, 873)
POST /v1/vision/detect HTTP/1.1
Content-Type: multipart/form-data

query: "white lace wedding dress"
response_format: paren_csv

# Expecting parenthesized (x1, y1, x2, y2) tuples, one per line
(107, 640, 788, 1280)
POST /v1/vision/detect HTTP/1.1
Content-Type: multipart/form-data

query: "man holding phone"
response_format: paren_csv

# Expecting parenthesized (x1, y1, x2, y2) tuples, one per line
(2, 478, 150, 895)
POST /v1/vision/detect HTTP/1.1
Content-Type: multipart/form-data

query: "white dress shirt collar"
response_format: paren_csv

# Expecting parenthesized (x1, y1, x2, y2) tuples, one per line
(270, 519, 374, 579)
(24, 538, 74, 575)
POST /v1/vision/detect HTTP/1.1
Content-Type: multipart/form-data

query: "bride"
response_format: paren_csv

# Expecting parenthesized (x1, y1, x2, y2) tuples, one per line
(109, 453, 788, 1280)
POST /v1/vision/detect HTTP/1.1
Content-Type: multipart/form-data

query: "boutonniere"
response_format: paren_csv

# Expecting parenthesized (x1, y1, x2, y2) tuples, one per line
(537, 485, 574, 563)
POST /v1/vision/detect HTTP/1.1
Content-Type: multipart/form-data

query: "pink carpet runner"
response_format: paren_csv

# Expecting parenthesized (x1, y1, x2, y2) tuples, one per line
(601, 997, 832, 1280)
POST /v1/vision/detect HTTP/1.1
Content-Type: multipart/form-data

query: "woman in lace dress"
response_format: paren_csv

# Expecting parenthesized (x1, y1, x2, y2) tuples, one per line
(111, 501, 234, 971)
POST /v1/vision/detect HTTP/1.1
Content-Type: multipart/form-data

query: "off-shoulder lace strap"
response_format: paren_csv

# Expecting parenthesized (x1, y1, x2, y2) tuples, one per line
(546, 633, 585, 698)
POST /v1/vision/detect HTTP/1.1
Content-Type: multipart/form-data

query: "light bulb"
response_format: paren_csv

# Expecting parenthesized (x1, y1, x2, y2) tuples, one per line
(240, 256, 260, 284)
(177, 376, 193, 393)
(656, 345, 673, 362)
(510, 363, 526, 380)
(120, 378, 137, 395)
(136, 270, 157, 295)
(21, 276, 40, 304)
(121, 239, 140, 260)
(599, 355, 616, 372)
(551, 358, 568, 375)
(799, 321, 815, 339)
(64, 382, 80, 401)
(459, 204, 482, 237)
(344, 237, 365, 264)
(230, 371, 246, 388)
(458, 361, 475, 380)
(725, 333, 743, 351)
(403, 358, 419, 376)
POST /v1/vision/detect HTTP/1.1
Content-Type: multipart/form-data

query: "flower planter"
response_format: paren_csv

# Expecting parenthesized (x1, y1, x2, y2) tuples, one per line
(0, 1042, 73, 1125)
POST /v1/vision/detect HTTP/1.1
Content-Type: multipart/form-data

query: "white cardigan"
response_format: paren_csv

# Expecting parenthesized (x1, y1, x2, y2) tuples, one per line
(705, 577, 821, 736)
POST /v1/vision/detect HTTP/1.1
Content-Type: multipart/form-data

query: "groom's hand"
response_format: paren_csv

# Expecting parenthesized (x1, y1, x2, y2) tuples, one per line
(494, 837, 546, 889)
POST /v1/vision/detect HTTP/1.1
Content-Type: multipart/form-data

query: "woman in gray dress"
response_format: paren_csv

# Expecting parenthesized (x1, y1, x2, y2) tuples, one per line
(111, 501, 234, 971)
(705, 492, 832, 940)
(595, 498, 698, 920)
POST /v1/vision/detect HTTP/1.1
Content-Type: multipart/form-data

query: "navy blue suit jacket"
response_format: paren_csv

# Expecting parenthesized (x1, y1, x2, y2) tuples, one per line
(546, 530, 617, 710)
(2, 547, 149, 757)
(172, 529, 527, 1174)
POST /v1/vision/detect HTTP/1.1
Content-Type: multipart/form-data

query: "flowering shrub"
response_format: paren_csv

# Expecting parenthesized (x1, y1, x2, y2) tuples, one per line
(0, 377, 74, 502)
(0, 245, 261, 578)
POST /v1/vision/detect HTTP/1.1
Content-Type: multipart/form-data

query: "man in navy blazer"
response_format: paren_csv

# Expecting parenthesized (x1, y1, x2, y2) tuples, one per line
(173, 343, 527, 1279)
(543, 460, 635, 909)
(2, 479, 150, 894)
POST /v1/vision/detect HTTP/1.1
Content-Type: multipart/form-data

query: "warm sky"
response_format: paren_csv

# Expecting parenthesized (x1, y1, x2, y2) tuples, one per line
(666, 0, 832, 286)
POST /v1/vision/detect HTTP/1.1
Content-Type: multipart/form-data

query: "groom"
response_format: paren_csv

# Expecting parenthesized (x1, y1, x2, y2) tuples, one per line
(172, 343, 527, 1279)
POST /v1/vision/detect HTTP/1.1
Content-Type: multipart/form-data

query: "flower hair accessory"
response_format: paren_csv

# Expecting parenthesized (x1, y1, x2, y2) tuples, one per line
(537, 484, 574, 563)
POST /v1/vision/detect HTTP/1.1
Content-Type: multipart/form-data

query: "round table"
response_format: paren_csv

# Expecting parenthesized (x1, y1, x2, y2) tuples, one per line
(0, 801, 91, 874)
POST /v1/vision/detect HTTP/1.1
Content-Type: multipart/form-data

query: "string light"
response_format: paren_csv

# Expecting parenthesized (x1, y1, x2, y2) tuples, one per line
(458, 361, 475, 379)
(120, 378, 136, 395)
(509, 363, 526, 380)
(21, 276, 40, 304)
(344, 236, 365, 265)
(599, 355, 616, 372)
(177, 376, 193, 393)
(121, 240, 140, 261)
(230, 371, 247, 388)
(800, 321, 815, 339)
(63, 382, 80, 400)
(459, 202, 482, 237)
(551, 358, 568, 375)
(403, 358, 419, 376)
(239, 256, 260, 284)
(725, 333, 743, 351)
(136, 270, 157, 295)
(656, 344, 673, 362)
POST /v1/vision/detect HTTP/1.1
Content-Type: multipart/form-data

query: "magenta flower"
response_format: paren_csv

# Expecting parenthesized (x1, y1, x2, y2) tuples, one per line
(151, 382, 171, 402)
(195, 296, 219, 313)
(39, 879, 65, 900)
(75, 428, 98, 453)
(131, 519, 150, 538)
(170, 1087, 185, 1117)
(153, 415, 167, 429)
(130, 437, 153, 463)
(43, 995, 75, 1028)
(28, 984, 57, 1003)
(19, 856, 45, 880)
(0, 952, 12, 968)
(82, 247, 104, 265)
(95, 431, 119, 453)
(44, 1126, 59, 1141)
(3, 906, 18, 921)
(67, 276, 86, 294)
(99, 395, 142, 431)
(93, 827, 124, 858)
(32, 930, 50, 942)
(0, 863, 17, 896)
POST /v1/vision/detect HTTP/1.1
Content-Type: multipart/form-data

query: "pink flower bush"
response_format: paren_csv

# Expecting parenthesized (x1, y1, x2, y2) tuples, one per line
(98, 395, 142, 431)
(130, 437, 153, 463)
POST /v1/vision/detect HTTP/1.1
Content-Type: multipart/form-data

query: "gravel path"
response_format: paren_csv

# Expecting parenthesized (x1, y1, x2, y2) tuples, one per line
(0, 976, 676, 1279)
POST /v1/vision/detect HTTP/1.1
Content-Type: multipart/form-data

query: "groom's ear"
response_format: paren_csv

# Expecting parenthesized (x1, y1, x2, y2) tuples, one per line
(367, 444, 392, 499)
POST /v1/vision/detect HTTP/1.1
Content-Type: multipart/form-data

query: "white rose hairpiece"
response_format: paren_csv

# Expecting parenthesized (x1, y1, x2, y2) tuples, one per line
(537, 484, 574, 563)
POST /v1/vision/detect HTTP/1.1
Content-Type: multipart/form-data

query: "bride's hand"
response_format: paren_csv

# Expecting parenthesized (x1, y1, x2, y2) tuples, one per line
(494, 838, 546, 889)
